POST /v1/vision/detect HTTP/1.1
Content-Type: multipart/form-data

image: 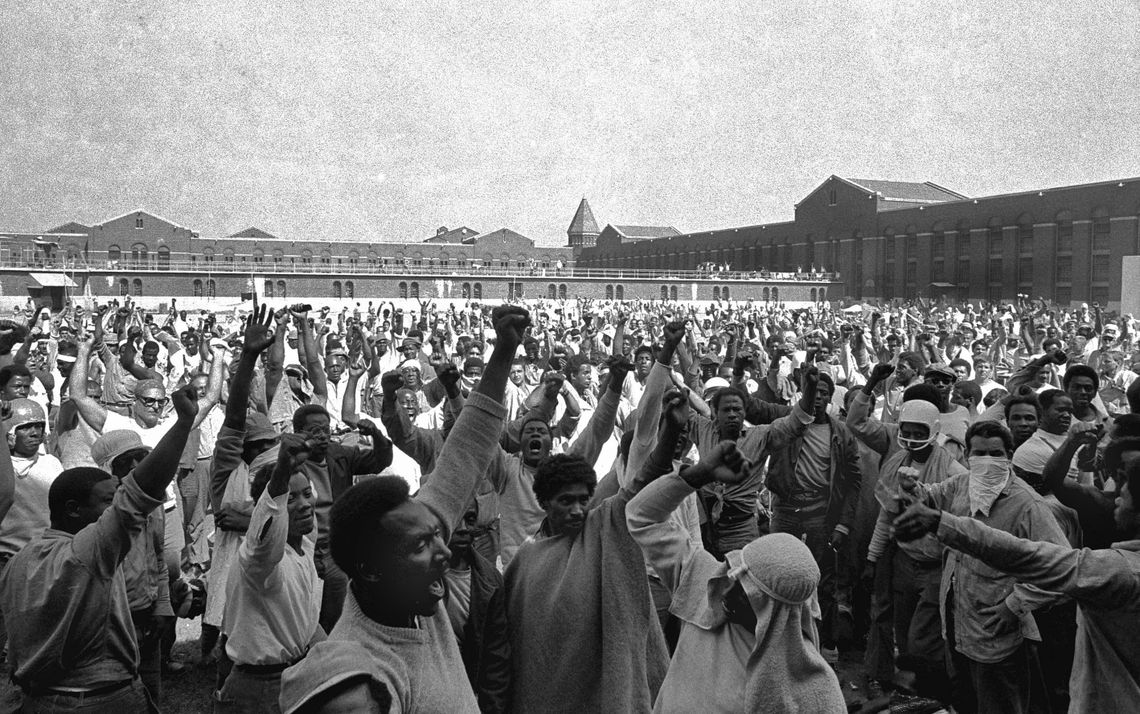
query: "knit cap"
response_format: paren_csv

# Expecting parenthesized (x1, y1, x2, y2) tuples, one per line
(726, 532, 819, 605)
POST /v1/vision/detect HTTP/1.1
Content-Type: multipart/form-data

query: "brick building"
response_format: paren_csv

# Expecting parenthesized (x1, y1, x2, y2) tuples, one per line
(576, 175, 1140, 309)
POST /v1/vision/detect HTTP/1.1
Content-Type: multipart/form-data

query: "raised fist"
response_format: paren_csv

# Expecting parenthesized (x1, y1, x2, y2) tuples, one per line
(492, 305, 531, 346)
(662, 321, 686, 349)
(870, 362, 895, 384)
(380, 372, 404, 397)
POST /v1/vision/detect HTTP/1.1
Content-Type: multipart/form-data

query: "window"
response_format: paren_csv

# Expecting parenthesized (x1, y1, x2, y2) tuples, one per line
(320, 252, 331, 266)
(1018, 256, 1033, 286)
(905, 234, 916, 255)
(661, 285, 668, 300)
(819, 288, 826, 301)
(770, 287, 778, 302)
(615, 285, 623, 300)
(193, 279, 203, 297)
(131, 243, 148, 269)
(333, 281, 342, 299)
(721, 286, 729, 300)
(1092, 216, 1110, 253)
(264, 280, 274, 298)
(932, 233, 945, 260)
(988, 224, 1003, 255)
(550, 284, 559, 299)
(277, 281, 287, 299)
(1055, 255, 1072, 282)
(669, 286, 678, 301)
(1092, 285, 1109, 306)
(223, 249, 235, 265)
(157, 246, 170, 271)
(712, 286, 720, 301)
(513, 282, 524, 299)
(253, 248, 264, 264)
(988, 257, 1003, 284)
(811, 288, 818, 302)
(274, 249, 284, 264)
(206, 280, 216, 298)
(410, 282, 420, 298)
(906, 261, 917, 288)
(119, 278, 129, 296)
(135, 216, 144, 229)
(1055, 286, 1071, 305)
(345, 281, 354, 299)
(462, 282, 472, 299)
(828, 189, 837, 206)
(132, 278, 143, 297)
(474, 282, 483, 300)
(606, 285, 614, 300)
(203, 248, 215, 264)
(763, 287, 770, 301)
(1017, 224, 1034, 254)
(399, 282, 408, 299)
(1056, 220, 1073, 253)
(932, 259, 945, 282)
(1092, 254, 1110, 277)
(957, 228, 971, 254)
(108, 245, 121, 264)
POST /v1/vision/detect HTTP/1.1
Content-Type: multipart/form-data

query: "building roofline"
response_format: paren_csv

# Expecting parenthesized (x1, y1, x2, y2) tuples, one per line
(93, 209, 192, 231)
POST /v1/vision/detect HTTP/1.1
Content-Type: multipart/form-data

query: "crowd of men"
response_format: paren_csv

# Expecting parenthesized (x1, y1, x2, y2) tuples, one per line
(0, 291, 1136, 713)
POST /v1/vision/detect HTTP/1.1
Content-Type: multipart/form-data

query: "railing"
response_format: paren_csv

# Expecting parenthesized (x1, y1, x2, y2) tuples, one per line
(2, 257, 840, 283)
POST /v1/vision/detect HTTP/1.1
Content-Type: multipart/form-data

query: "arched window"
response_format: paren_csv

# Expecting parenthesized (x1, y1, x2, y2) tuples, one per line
(615, 285, 624, 300)
(203, 247, 215, 264)
(661, 285, 669, 300)
(193, 279, 203, 297)
(206, 279, 216, 298)
(557, 284, 567, 300)
(771, 287, 779, 302)
(410, 282, 420, 298)
(473, 282, 483, 300)
(669, 286, 678, 301)
(819, 287, 826, 301)
(713, 286, 721, 301)
(722, 286, 729, 300)
(132, 278, 143, 296)
(157, 246, 170, 271)
(119, 278, 129, 296)
(548, 284, 557, 299)
(277, 280, 287, 299)
(273, 249, 284, 264)
(333, 281, 342, 298)
(345, 281, 354, 299)
(131, 243, 148, 269)
(320, 250, 331, 266)
(108, 245, 121, 265)
(253, 248, 264, 264)
(463, 282, 472, 299)
(223, 248, 235, 265)
(399, 282, 408, 299)
(301, 249, 312, 266)
(763, 287, 770, 301)
(515, 282, 524, 298)
(606, 285, 614, 300)
(264, 280, 274, 298)
(811, 288, 818, 302)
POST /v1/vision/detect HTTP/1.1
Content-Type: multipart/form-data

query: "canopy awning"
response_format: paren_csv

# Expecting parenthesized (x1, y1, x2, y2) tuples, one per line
(28, 272, 77, 288)
(929, 282, 957, 288)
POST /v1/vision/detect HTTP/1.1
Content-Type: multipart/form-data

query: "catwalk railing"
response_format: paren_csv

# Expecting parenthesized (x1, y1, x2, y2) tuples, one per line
(9, 258, 839, 282)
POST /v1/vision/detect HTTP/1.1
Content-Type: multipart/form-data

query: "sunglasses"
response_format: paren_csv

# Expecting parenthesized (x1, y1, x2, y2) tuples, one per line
(137, 396, 169, 408)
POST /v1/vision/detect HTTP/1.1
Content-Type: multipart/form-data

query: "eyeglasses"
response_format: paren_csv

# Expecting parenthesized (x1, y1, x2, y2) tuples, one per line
(138, 396, 169, 408)
(303, 425, 331, 437)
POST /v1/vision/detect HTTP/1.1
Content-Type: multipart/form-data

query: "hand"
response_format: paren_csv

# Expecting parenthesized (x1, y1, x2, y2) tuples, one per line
(213, 505, 251, 532)
(683, 440, 748, 488)
(1052, 350, 1068, 365)
(661, 387, 691, 431)
(870, 362, 895, 384)
(829, 528, 848, 552)
(127, 325, 143, 341)
(170, 384, 200, 422)
(437, 363, 460, 390)
(380, 372, 404, 398)
(733, 351, 752, 374)
(979, 600, 1020, 636)
(276, 433, 314, 473)
(662, 320, 686, 349)
(605, 355, 633, 386)
(800, 364, 819, 393)
(348, 356, 366, 380)
(542, 371, 566, 399)
(892, 500, 941, 541)
(241, 303, 275, 356)
(491, 305, 531, 347)
(860, 560, 877, 587)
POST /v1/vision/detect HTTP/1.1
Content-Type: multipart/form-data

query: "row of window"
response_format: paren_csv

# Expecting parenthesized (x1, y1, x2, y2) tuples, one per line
(102, 245, 561, 271)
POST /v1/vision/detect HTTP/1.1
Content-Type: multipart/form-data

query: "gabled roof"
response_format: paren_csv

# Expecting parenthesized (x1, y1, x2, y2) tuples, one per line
(424, 226, 480, 244)
(845, 178, 968, 204)
(46, 221, 89, 234)
(462, 228, 533, 246)
(567, 198, 599, 235)
(228, 227, 280, 241)
(608, 224, 682, 241)
(92, 209, 191, 230)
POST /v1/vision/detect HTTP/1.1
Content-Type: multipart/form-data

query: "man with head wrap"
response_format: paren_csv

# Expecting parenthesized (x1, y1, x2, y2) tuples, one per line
(626, 438, 845, 712)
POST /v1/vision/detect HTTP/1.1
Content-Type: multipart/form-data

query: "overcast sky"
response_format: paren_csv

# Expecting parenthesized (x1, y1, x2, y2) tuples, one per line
(1, 1, 1137, 246)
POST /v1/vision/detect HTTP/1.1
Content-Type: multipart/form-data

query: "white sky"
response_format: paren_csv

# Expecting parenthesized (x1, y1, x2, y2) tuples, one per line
(1, 1, 1138, 245)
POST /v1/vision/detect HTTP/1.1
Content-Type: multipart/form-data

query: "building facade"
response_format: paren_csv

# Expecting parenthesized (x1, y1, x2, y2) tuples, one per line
(577, 175, 1140, 309)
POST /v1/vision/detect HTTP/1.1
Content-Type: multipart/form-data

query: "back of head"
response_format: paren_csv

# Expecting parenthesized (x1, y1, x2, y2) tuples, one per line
(902, 383, 941, 409)
(329, 476, 411, 581)
(49, 467, 112, 527)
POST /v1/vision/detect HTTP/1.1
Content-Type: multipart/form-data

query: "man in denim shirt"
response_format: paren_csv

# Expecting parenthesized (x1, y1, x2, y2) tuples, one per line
(901, 420, 1068, 714)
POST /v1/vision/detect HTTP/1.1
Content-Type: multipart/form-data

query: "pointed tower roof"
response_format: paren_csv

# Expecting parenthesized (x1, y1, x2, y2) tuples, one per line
(567, 198, 599, 235)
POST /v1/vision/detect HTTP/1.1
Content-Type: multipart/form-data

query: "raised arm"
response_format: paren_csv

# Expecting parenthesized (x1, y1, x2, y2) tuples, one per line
(133, 384, 198, 500)
(295, 309, 327, 401)
(416, 306, 526, 538)
(68, 340, 109, 432)
(567, 356, 631, 465)
(264, 309, 289, 409)
(848, 362, 896, 456)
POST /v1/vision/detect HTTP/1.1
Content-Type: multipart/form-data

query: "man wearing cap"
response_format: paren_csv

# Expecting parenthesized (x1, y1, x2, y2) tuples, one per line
(398, 335, 436, 380)
(924, 364, 970, 459)
(0, 399, 61, 659)
(0, 384, 197, 713)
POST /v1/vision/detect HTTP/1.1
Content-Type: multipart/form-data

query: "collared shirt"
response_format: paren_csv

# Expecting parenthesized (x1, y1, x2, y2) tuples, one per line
(223, 490, 322, 666)
(937, 515, 1140, 712)
(0, 475, 161, 689)
(923, 473, 1069, 663)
